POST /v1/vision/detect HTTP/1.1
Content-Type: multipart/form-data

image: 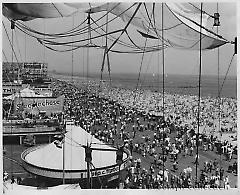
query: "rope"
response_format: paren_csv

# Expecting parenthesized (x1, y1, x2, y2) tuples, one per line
(141, 52, 155, 85)
(2, 50, 8, 62)
(165, 3, 229, 42)
(157, 38, 160, 98)
(105, 9, 112, 88)
(219, 53, 235, 96)
(16, 18, 88, 38)
(91, 17, 141, 50)
(14, 29, 23, 62)
(107, 3, 142, 52)
(83, 14, 85, 79)
(125, 30, 168, 52)
(100, 10, 108, 83)
(70, 15, 74, 181)
(51, 3, 63, 17)
(87, 11, 175, 52)
(2, 22, 19, 63)
(71, 16, 74, 83)
(133, 14, 151, 103)
(14, 3, 136, 45)
(15, 10, 167, 54)
(43, 20, 46, 63)
(87, 13, 90, 91)
(133, 2, 158, 101)
(188, 3, 214, 18)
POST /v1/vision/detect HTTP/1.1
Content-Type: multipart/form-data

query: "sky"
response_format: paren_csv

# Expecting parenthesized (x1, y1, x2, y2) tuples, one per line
(2, 1, 237, 77)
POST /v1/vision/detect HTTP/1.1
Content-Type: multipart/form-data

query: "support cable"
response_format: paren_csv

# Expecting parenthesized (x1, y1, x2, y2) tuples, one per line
(133, 5, 153, 103)
(24, 29, 26, 62)
(2, 22, 19, 63)
(219, 53, 235, 95)
(90, 17, 142, 50)
(2, 50, 8, 62)
(14, 29, 23, 62)
(87, 13, 90, 89)
(13, 3, 129, 40)
(100, 10, 108, 82)
(82, 14, 85, 79)
(70, 15, 74, 181)
(72, 16, 74, 84)
(107, 3, 142, 52)
(43, 20, 46, 63)
(189, 3, 214, 18)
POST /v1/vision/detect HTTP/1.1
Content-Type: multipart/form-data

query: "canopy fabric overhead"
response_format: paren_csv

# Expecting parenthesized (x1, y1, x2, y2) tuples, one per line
(2, 3, 81, 21)
(86, 2, 228, 50)
(3, 3, 229, 51)
(2, 3, 104, 21)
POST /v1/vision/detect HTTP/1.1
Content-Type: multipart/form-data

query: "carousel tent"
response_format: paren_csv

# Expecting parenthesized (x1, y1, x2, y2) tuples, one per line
(22, 124, 128, 179)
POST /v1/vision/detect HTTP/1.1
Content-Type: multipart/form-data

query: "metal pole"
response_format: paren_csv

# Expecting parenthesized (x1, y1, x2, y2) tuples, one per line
(87, 161, 91, 188)
(216, 3, 222, 188)
(85, 143, 92, 189)
(161, 2, 165, 188)
(63, 133, 65, 184)
(195, 2, 203, 187)
(118, 164, 121, 188)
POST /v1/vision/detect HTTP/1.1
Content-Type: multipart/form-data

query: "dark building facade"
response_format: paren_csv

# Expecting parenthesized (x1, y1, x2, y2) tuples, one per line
(3, 62, 48, 82)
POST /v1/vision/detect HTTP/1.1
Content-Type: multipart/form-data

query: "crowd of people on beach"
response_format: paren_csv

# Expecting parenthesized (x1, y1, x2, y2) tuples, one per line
(51, 78, 237, 189)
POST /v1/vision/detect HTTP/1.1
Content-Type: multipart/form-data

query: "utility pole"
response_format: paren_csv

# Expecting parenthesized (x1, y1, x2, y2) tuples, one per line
(116, 146, 124, 188)
(62, 133, 65, 184)
(85, 143, 92, 189)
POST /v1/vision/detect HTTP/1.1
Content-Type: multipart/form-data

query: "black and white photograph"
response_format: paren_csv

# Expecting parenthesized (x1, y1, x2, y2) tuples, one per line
(2, 1, 238, 193)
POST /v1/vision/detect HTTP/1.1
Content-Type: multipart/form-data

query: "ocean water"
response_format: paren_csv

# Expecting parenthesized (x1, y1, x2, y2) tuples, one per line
(98, 73, 237, 99)
(54, 72, 237, 99)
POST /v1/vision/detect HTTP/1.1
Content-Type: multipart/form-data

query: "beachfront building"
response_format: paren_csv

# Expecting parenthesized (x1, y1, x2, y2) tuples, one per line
(3, 62, 48, 82)
(2, 62, 24, 82)
(22, 62, 48, 80)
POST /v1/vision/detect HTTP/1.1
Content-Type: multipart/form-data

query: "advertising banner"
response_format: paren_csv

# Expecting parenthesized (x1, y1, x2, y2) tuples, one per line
(14, 95, 64, 116)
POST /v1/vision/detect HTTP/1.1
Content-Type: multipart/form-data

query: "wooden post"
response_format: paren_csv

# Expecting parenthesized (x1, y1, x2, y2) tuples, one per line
(33, 135, 36, 145)
(19, 136, 23, 145)
(87, 161, 90, 188)
(63, 134, 65, 184)
(118, 165, 121, 188)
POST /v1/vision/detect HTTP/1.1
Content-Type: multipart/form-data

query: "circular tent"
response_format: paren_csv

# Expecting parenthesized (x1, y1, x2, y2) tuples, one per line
(21, 123, 129, 185)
